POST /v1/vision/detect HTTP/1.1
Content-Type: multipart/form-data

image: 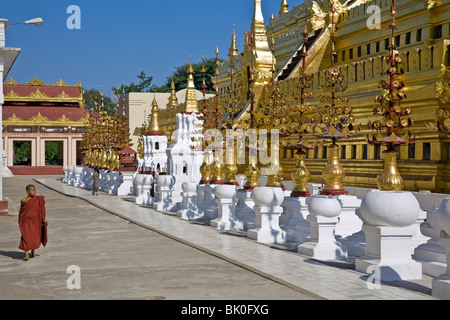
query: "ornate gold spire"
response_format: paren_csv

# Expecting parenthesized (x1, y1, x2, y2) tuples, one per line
(250, 0, 273, 67)
(167, 78, 178, 108)
(185, 57, 199, 114)
(279, 0, 289, 14)
(252, 0, 266, 38)
(227, 25, 239, 60)
(147, 91, 164, 136)
(245, 0, 275, 104)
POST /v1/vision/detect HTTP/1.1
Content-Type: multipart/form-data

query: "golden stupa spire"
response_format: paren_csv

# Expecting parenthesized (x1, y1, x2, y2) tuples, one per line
(185, 56, 199, 114)
(167, 77, 178, 108)
(227, 25, 239, 60)
(279, 0, 289, 14)
(250, 0, 272, 54)
(147, 90, 164, 135)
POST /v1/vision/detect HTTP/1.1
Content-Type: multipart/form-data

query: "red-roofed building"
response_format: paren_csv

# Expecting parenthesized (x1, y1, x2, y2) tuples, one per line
(2, 77, 88, 175)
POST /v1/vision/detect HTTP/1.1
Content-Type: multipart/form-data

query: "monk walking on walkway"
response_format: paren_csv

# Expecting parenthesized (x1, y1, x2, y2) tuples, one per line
(18, 185, 48, 261)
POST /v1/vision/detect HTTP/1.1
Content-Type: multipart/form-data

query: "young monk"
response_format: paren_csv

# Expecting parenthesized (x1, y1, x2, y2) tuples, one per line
(18, 185, 48, 261)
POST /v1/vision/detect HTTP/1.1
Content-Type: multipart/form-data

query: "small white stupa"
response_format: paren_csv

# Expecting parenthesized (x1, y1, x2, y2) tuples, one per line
(142, 93, 168, 173)
(165, 60, 204, 205)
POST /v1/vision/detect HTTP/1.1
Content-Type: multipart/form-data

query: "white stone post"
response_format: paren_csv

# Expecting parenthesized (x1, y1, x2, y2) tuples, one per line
(411, 209, 430, 253)
(62, 166, 69, 183)
(67, 166, 76, 185)
(211, 184, 243, 230)
(335, 195, 362, 238)
(281, 196, 310, 243)
(298, 195, 348, 261)
(108, 171, 122, 195)
(135, 174, 153, 206)
(117, 171, 136, 196)
(177, 182, 203, 220)
(246, 187, 286, 244)
(355, 191, 422, 281)
(73, 166, 83, 188)
(199, 184, 218, 222)
(83, 167, 93, 190)
(413, 207, 447, 277)
(338, 207, 368, 257)
(153, 174, 177, 212)
(235, 189, 256, 230)
(0, 19, 5, 204)
(432, 198, 450, 299)
(141, 176, 154, 207)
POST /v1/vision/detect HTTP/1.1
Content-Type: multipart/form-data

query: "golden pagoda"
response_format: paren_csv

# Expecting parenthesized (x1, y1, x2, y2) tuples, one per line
(185, 59, 199, 114)
(167, 78, 179, 109)
(210, 0, 450, 194)
(147, 93, 164, 136)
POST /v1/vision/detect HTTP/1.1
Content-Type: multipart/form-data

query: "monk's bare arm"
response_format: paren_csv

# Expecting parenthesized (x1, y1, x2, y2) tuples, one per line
(18, 198, 26, 222)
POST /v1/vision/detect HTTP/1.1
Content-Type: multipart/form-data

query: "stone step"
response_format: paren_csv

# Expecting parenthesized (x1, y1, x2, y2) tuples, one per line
(8, 166, 64, 175)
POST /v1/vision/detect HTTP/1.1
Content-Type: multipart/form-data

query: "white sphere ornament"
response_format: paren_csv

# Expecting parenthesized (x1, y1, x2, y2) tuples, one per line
(438, 198, 450, 235)
(157, 174, 174, 188)
(135, 174, 153, 186)
(182, 182, 197, 193)
(251, 187, 284, 207)
(214, 185, 237, 199)
(74, 166, 83, 174)
(307, 195, 341, 218)
(360, 191, 420, 227)
(134, 174, 146, 186)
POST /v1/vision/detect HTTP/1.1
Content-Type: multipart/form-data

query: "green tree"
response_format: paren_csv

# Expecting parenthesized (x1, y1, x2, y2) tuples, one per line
(112, 57, 222, 95)
(13, 141, 31, 166)
(166, 57, 223, 93)
(83, 88, 116, 115)
(45, 142, 59, 166)
(112, 71, 157, 95)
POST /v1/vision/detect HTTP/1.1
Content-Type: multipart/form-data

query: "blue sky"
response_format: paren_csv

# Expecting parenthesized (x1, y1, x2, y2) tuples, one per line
(2, 0, 292, 99)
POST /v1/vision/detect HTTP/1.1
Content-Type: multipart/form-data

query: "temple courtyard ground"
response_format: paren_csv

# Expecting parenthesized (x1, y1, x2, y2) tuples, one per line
(0, 175, 438, 301)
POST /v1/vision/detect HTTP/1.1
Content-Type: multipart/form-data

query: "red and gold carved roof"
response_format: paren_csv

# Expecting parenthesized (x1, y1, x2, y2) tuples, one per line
(3, 77, 88, 127)
(4, 77, 84, 107)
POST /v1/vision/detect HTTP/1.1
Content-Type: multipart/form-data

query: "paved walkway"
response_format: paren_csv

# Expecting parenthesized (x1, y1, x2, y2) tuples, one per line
(1, 176, 317, 300)
(23, 176, 438, 300)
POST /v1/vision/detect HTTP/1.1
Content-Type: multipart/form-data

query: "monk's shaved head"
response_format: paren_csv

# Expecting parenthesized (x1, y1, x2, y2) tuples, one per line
(26, 185, 36, 191)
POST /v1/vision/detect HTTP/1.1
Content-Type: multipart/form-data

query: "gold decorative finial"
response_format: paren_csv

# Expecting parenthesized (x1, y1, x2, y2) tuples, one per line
(185, 56, 199, 114)
(148, 90, 164, 135)
(167, 77, 178, 108)
(280, 0, 289, 14)
(228, 25, 239, 60)
(188, 56, 194, 74)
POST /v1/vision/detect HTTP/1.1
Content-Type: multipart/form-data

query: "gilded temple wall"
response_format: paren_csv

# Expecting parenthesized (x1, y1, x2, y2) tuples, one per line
(213, 0, 450, 193)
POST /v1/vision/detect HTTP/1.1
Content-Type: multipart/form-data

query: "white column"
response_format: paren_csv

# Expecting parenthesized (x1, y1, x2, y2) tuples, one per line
(0, 22, 5, 200)
(298, 195, 348, 261)
(281, 196, 310, 243)
(246, 187, 286, 244)
(177, 182, 204, 221)
(211, 185, 243, 231)
(355, 191, 422, 281)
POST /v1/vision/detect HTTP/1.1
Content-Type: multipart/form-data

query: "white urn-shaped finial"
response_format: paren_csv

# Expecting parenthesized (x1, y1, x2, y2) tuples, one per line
(74, 166, 83, 175)
(307, 195, 341, 218)
(157, 174, 175, 188)
(360, 191, 420, 227)
(251, 187, 285, 207)
(214, 184, 237, 199)
(182, 182, 197, 193)
(134, 174, 146, 187)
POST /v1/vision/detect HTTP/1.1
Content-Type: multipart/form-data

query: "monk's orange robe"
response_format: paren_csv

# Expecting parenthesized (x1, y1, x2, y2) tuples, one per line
(18, 196, 47, 251)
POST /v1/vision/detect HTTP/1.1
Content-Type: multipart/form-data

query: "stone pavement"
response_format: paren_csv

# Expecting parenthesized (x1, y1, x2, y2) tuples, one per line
(3, 176, 438, 300)
(1, 176, 316, 300)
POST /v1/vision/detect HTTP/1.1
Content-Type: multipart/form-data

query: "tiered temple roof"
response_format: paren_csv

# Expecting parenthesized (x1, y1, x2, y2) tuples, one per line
(3, 77, 88, 126)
